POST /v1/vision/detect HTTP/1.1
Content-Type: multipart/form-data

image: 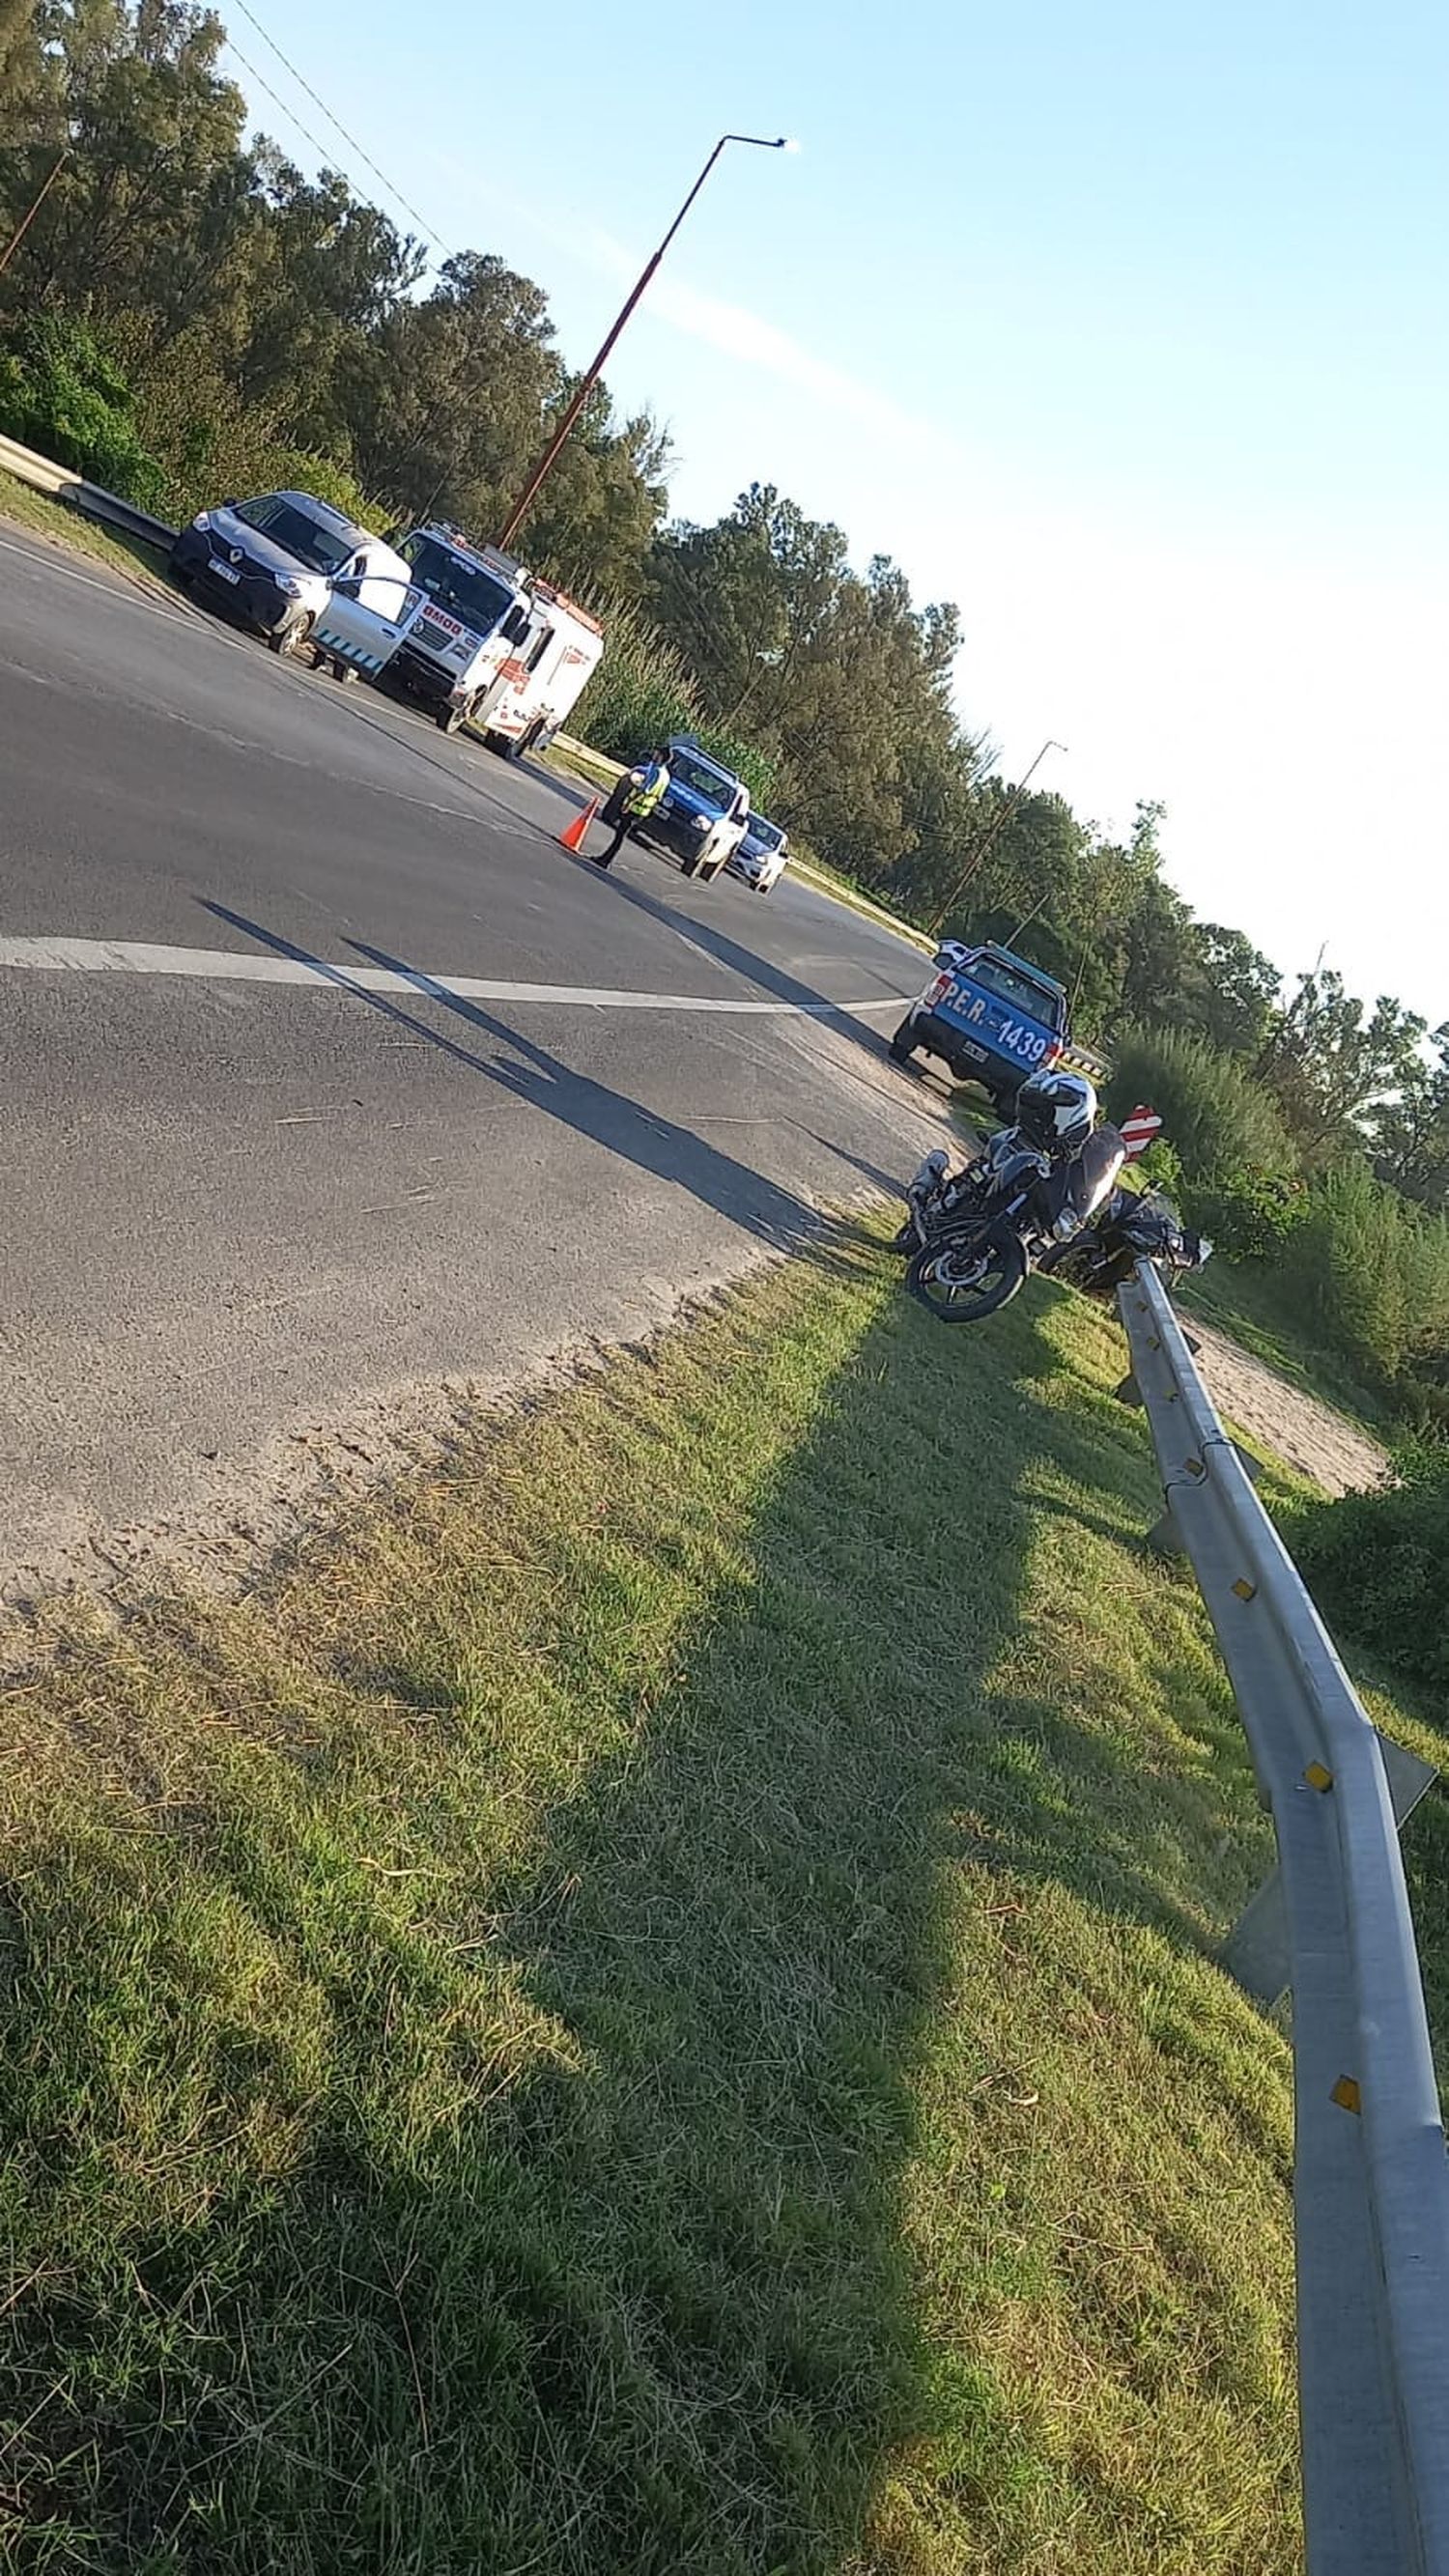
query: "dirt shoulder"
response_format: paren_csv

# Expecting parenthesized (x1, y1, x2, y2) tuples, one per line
(1189, 1316, 1391, 1495)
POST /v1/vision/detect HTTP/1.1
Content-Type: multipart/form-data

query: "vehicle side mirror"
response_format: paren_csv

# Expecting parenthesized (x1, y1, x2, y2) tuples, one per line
(222, 496, 239, 509)
(502, 605, 529, 641)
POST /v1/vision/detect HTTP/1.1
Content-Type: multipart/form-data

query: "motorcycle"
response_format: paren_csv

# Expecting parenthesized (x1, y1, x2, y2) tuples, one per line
(897, 1120, 1129, 1324)
(1038, 1183, 1211, 1300)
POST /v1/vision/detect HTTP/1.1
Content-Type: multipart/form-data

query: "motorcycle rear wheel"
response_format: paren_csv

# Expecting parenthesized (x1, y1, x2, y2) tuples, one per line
(907, 1222, 1028, 1323)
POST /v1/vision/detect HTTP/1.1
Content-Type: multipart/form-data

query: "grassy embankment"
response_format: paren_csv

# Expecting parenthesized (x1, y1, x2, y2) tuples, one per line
(0, 462, 172, 591)
(2, 1226, 1444, 2573)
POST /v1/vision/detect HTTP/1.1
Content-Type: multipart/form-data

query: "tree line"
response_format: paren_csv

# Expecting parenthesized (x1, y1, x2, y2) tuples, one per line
(3, 0, 1446, 1359)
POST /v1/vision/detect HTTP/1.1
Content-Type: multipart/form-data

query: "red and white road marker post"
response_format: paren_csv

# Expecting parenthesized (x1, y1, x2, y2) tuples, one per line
(1121, 1103, 1164, 1161)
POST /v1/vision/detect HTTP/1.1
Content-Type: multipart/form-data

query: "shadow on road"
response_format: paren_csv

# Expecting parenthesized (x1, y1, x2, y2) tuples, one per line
(585, 857, 914, 1065)
(199, 903, 844, 1259)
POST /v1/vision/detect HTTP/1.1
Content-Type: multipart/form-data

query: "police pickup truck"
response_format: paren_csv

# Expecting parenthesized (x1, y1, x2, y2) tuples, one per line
(634, 737, 751, 883)
(891, 941, 1074, 1113)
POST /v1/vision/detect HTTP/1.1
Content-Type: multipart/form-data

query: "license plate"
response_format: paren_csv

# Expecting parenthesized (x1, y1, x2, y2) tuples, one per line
(209, 557, 241, 584)
(957, 1039, 988, 1063)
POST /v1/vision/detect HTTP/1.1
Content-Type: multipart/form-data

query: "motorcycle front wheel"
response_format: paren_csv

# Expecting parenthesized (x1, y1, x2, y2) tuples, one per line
(907, 1222, 1028, 1323)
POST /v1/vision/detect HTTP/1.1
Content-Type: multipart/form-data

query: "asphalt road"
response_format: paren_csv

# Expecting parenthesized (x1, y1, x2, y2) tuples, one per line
(0, 523, 945, 1592)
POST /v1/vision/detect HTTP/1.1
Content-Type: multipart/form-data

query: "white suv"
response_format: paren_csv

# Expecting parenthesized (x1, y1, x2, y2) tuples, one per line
(727, 813, 790, 894)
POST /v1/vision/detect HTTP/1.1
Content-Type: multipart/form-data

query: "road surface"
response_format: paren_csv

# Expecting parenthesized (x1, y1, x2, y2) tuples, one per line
(0, 524, 941, 1593)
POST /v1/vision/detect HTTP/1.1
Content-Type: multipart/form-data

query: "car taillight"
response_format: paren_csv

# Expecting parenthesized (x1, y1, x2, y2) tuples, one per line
(1043, 1038, 1065, 1066)
(927, 973, 951, 1004)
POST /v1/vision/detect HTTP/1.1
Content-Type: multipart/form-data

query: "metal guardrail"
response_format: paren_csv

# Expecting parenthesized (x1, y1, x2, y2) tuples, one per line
(1119, 1259, 1449, 2574)
(0, 429, 177, 548)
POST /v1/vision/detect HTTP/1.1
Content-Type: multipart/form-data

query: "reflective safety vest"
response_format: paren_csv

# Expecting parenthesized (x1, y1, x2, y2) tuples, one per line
(624, 761, 669, 818)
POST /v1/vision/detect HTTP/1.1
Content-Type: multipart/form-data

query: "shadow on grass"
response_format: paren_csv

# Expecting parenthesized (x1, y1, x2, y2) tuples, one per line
(0, 1259, 1285, 2572)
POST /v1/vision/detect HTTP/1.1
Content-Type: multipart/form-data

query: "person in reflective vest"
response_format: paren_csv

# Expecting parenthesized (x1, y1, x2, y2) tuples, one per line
(593, 748, 670, 869)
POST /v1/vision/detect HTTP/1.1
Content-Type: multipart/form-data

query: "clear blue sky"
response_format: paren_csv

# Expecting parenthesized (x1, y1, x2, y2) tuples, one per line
(227, 0, 1448, 1022)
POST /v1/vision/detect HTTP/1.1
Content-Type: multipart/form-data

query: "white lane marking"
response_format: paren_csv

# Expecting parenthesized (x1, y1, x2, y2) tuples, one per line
(0, 934, 907, 1016)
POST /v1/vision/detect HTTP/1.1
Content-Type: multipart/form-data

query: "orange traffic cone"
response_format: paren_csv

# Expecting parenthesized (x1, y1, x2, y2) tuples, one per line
(558, 794, 600, 853)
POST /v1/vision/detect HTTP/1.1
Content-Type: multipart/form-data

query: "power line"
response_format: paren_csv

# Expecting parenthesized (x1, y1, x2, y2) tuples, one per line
(222, 0, 455, 262)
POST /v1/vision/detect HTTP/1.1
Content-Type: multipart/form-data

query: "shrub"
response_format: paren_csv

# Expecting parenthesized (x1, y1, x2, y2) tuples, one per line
(1104, 1025, 1295, 1183)
(571, 609, 780, 809)
(1280, 1164, 1449, 1393)
(0, 315, 164, 507)
(572, 598, 698, 761)
(124, 332, 382, 528)
(1185, 1167, 1308, 1262)
(1296, 1444, 1449, 1690)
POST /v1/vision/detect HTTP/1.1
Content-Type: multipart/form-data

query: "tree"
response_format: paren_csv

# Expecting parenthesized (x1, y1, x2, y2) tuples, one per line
(339, 250, 665, 578)
(5, 1, 249, 325)
(524, 387, 668, 600)
(1371, 1025, 1449, 1209)
(1257, 970, 1428, 1162)
(0, 0, 38, 105)
(1174, 922, 1282, 1061)
(646, 485, 981, 892)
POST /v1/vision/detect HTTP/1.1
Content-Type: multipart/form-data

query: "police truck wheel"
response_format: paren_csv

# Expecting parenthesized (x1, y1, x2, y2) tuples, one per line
(680, 851, 702, 878)
(889, 1020, 920, 1066)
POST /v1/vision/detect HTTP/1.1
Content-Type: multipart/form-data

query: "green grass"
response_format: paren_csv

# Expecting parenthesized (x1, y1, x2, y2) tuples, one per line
(1178, 1253, 1391, 1439)
(3, 1224, 1438, 2571)
(543, 734, 624, 795)
(0, 464, 173, 593)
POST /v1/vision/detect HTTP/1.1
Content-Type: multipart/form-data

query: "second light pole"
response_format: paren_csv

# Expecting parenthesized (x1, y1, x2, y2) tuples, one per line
(928, 739, 1066, 935)
(497, 132, 796, 551)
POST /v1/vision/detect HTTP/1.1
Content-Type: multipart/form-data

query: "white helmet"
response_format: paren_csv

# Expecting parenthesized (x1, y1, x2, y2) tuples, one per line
(1015, 1068, 1097, 1155)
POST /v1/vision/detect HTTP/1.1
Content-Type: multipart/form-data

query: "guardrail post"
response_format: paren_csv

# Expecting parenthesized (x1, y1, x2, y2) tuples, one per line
(1224, 1732, 1439, 2005)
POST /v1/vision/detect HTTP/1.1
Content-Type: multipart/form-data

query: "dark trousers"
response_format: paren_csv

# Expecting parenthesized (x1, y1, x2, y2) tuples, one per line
(593, 816, 632, 868)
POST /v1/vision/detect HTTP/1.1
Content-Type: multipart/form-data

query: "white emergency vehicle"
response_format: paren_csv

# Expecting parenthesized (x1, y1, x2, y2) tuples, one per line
(309, 526, 605, 751)
(477, 580, 604, 759)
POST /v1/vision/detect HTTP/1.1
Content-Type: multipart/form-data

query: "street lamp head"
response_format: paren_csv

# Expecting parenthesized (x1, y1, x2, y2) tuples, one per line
(724, 132, 800, 153)
(780, 137, 801, 151)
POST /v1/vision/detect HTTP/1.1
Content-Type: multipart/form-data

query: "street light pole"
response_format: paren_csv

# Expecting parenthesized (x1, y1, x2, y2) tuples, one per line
(496, 133, 795, 552)
(0, 147, 69, 280)
(927, 738, 1066, 935)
